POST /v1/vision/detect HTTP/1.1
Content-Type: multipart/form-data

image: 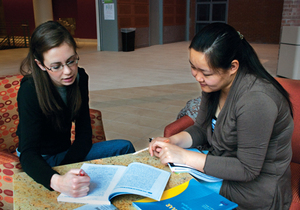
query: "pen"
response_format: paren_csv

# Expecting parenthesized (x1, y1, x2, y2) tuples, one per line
(149, 138, 170, 143)
(133, 147, 149, 155)
(79, 169, 85, 176)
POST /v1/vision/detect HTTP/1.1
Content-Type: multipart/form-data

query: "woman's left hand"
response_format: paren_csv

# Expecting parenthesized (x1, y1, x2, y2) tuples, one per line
(151, 140, 189, 165)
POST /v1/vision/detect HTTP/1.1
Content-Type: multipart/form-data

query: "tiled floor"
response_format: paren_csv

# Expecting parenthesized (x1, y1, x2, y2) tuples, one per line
(0, 41, 279, 151)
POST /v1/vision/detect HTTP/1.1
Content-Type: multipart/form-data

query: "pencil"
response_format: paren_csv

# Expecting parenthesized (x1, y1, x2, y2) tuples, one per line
(133, 147, 149, 155)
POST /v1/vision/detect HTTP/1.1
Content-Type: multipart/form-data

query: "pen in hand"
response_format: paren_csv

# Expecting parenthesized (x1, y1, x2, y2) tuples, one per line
(149, 138, 170, 143)
(78, 169, 86, 176)
(149, 138, 170, 154)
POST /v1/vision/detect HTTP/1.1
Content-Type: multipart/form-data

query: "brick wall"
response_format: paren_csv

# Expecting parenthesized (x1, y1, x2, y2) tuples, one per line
(281, 0, 300, 26)
(228, 0, 284, 44)
(118, 0, 149, 49)
(163, 0, 186, 44)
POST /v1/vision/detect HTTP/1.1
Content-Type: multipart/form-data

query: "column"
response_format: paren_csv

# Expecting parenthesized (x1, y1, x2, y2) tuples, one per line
(32, 0, 53, 27)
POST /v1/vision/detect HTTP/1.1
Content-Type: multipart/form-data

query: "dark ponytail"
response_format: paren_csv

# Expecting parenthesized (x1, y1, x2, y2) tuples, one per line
(189, 23, 293, 126)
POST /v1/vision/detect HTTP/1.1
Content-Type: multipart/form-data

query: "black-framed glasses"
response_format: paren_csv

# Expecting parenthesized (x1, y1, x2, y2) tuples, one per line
(44, 55, 79, 72)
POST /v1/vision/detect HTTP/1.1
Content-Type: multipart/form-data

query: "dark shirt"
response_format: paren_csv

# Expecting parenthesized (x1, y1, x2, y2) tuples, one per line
(16, 68, 92, 190)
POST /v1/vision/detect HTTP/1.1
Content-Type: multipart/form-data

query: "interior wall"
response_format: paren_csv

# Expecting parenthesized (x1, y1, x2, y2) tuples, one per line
(149, 0, 162, 46)
(1, 0, 289, 46)
(0, 0, 6, 36)
(163, 0, 186, 44)
(117, 0, 149, 50)
(281, 0, 300, 26)
(189, 0, 196, 40)
(228, 0, 284, 44)
(52, 0, 97, 39)
(75, 0, 97, 39)
(2, 0, 35, 35)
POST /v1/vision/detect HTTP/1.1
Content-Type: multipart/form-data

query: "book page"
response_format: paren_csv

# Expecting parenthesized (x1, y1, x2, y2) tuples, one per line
(168, 163, 223, 182)
(74, 204, 118, 210)
(57, 163, 126, 205)
(110, 162, 170, 201)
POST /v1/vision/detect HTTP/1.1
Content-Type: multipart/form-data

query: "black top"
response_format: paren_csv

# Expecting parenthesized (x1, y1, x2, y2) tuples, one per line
(17, 68, 92, 190)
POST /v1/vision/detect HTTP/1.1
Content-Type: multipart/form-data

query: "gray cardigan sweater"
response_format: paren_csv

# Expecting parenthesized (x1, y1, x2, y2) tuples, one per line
(186, 72, 293, 209)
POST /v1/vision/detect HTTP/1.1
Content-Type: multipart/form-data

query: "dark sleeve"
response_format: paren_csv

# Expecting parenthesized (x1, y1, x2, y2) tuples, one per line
(203, 92, 280, 181)
(17, 79, 58, 190)
(60, 68, 92, 165)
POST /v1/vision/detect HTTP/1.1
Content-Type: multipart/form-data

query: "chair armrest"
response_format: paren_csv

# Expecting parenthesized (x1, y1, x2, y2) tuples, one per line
(164, 115, 195, 137)
(70, 109, 106, 144)
(89, 109, 106, 143)
(275, 77, 300, 163)
(0, 151, 19, 164)
(290, 162, 300, 209)
(0, 160, 22, 209)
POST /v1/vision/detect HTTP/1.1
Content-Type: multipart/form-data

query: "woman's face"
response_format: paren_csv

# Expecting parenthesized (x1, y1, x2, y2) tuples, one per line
(36, 42, 78, 87)
(189, 48, 236, 94)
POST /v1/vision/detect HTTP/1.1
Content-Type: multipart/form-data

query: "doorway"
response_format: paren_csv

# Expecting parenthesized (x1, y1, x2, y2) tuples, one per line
(195, 0, 228, 34)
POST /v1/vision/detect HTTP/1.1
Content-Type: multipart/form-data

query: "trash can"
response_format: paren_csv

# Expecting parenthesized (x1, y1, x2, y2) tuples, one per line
(121, 28, 136, 52)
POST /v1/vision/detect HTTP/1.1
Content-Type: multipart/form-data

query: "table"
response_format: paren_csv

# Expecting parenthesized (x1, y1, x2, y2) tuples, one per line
(13, 150, 192, 210)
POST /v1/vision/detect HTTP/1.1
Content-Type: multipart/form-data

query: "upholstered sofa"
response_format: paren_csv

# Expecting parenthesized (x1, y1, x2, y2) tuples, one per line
(0, 74, 106, 209)
(164, 77, 300, 210)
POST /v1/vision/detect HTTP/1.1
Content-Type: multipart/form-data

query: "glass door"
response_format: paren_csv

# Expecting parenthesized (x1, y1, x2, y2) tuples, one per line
(195, 0, 228, 34)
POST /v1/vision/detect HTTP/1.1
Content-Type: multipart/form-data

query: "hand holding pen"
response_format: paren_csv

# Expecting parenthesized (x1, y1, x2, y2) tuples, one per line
(148, 137, 170, 157)
(78, 169, 86, 176)
(50, 168, 91, 198)
(149, 137, 170, 143)
(132, 138, 170, 155)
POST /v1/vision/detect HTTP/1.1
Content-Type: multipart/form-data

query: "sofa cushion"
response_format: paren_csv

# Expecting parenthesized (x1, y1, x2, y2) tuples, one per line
(0, 151, 19, 164)
(0, 75, 23, 153)
(0, 161, 22, 209)
(290, 162, 300, 209)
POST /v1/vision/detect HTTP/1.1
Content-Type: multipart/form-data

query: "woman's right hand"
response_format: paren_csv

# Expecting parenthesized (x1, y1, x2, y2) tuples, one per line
(50, 169, 90, 197)
(149, 132, 193, 157)
(149, 137, 170, 157)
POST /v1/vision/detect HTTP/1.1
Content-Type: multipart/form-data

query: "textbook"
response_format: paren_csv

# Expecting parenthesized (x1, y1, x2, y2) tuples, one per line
(132, 178, 238, 210)
(57, 162, 171, 205)
(168, 162, 223, 182)
(168, 147, 222, 182)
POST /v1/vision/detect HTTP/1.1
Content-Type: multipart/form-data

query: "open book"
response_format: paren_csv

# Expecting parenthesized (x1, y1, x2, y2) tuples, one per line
(57, 162, 171, 205)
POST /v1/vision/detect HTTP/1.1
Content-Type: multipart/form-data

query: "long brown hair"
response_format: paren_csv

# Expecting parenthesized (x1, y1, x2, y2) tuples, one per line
(20, 21, 82, 131)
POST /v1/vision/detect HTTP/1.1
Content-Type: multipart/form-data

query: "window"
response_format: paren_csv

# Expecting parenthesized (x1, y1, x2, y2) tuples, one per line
(195, 0, 228, 34)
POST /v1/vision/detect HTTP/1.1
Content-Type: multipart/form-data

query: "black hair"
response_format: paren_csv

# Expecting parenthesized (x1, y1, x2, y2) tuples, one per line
(189, 23, 293, 126)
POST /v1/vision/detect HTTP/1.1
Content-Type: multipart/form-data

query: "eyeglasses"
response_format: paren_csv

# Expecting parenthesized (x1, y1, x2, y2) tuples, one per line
(44, 55, 79, 72)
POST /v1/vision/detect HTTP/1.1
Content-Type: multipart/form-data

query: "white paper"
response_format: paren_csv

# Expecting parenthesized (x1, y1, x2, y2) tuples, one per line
(104, 3, 115, 20)
(168, 162, 222, 182)
(73, 204, 118, 210)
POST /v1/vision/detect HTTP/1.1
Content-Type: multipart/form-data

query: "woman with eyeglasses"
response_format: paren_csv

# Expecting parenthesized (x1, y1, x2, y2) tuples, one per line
(149, 23, 293, 209)
(17, 21, 135, 197)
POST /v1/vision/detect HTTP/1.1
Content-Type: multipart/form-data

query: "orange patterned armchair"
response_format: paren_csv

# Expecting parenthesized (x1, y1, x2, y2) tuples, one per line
(0, 74, 106, 209)
(163, 77, 300, 210)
